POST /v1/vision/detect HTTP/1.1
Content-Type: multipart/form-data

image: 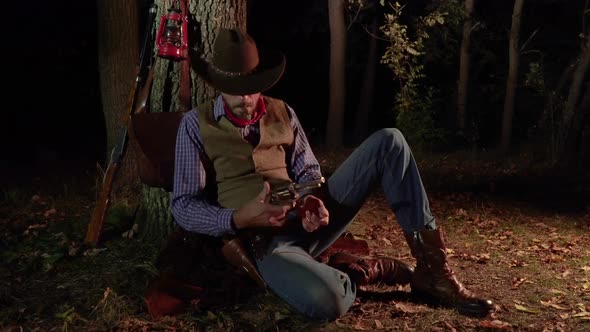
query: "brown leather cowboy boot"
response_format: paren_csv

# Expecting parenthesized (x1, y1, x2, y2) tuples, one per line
(404, 228, 494, 316)
(327, 251, 414, 286)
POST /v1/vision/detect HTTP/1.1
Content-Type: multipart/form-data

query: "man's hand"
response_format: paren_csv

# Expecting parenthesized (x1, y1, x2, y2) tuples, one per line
(298, 195, 329, 232)
(232, 182, 292, 230)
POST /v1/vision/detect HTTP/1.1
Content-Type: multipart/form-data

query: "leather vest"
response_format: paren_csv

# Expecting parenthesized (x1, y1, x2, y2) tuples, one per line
(198, 96, 294, 209)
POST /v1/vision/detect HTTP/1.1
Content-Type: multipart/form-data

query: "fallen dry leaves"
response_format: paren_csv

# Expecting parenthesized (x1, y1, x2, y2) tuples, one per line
(478, 319, 513, 330)
(394, 302, 425, 314)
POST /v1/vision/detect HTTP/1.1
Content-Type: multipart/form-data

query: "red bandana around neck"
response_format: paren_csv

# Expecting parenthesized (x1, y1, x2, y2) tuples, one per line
(223, 97, 266, 127)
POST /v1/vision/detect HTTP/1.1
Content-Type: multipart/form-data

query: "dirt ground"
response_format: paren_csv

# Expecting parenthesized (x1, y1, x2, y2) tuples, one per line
(1, 148, 589, 331)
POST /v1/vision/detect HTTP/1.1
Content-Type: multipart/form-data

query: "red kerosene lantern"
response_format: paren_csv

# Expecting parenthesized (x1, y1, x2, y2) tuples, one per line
(156, 0, 189, 61)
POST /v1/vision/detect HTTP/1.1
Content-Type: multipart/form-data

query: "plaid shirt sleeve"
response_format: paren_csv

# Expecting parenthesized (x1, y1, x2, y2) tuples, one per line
(284, 103, 323, 183)
(170, 110, 235, 236)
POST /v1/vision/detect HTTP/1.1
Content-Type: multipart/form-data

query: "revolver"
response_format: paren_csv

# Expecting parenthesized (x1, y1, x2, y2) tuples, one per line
(269, 177, 326, 205)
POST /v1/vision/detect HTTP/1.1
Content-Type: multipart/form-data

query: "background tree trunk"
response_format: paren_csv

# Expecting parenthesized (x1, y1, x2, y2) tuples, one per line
(564, 81, 590, 161)
(560, 34, 590, 163)
(326, 0, 346, 148)
(500, 0, 524, 152)
(561, 36, 590, 135)
(353, 15, 378, 144)
(457, 0, 474, 134)
(140, 0, 247, 243)
(535, 58, 576, 153)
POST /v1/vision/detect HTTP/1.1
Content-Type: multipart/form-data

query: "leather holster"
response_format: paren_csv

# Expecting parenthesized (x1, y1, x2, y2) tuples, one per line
(221, 235, 268, 289)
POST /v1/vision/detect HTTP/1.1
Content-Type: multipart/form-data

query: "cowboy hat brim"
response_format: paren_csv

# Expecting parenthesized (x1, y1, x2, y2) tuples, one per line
(190, 48, 286, 95)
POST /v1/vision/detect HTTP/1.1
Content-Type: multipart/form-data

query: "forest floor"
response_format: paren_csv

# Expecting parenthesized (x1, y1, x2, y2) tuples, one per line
(1, 147, 590, 331)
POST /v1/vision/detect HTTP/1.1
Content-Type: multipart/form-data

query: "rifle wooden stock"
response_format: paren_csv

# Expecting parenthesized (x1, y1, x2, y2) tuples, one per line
(85, 63, 147, 245)
(85, 161, 120, 244)
(84, 66, 150, 245)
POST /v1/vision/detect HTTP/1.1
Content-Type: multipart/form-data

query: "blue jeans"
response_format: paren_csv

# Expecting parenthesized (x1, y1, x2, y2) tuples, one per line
(255, 128, 436, 320)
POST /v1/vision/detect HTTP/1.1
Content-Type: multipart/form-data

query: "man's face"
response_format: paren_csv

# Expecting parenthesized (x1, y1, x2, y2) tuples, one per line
(221, 92, 261, 119)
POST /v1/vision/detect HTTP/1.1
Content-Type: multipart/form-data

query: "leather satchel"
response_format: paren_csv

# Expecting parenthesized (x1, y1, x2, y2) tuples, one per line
(127, 49, 191, 192)
(127, 111, 185, 191)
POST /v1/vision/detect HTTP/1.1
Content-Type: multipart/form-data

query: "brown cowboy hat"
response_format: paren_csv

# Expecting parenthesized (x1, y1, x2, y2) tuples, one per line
(190, 28, 285, 95)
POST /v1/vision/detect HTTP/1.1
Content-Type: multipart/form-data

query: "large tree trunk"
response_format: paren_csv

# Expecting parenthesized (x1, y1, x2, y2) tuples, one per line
(141, 0, 247, 243)
(500, 0, 524, 152)
(353, 15, 378, 144)
(456, 0, 474, 133)
(96, 0, 141, 197)
(326, 0, 346, 148)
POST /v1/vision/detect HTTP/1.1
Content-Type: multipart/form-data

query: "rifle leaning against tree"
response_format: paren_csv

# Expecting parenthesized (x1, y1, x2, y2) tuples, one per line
(85, 4, 158, 245)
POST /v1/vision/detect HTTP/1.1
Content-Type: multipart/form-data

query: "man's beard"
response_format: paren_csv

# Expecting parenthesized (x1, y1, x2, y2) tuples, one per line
(231, 103, 255, 119)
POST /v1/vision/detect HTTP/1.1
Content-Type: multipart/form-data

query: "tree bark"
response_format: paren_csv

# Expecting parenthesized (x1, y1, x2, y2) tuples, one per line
(457, 0, 474, 133)
(326, 0, 346, 148)
(95, 0, 142, 203)
(96, 0, 139, 158)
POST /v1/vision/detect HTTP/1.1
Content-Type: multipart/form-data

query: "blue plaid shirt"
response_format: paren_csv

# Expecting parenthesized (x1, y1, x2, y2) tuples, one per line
(171, 95, 322, 236)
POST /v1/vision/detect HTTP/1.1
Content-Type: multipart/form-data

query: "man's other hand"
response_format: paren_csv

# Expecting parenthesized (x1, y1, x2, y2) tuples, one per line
(298, 195, 329, 232)
(232, 182, 291, 229)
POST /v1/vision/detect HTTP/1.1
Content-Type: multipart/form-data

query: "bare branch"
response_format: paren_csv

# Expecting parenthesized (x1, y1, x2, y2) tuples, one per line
(520, 28, 539, 52)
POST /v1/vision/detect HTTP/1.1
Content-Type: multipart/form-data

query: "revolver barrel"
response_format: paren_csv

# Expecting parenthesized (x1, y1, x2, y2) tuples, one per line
(293, 177, 325, 191)
(269, 177, 326, 205)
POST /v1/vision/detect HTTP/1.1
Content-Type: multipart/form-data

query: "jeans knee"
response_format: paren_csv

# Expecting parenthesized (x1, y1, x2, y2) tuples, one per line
(374, 128, 407, 152)
(306, 285, 353, 320)
(259, 254, 355, 321)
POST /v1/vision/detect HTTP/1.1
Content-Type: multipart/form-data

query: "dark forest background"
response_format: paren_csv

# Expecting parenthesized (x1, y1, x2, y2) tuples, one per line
(2, 0, 589, 169)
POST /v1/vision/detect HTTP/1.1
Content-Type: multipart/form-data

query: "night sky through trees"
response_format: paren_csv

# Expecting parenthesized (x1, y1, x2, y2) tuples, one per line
(2, 0, 586, 172)
(4, 0, 332, 169)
